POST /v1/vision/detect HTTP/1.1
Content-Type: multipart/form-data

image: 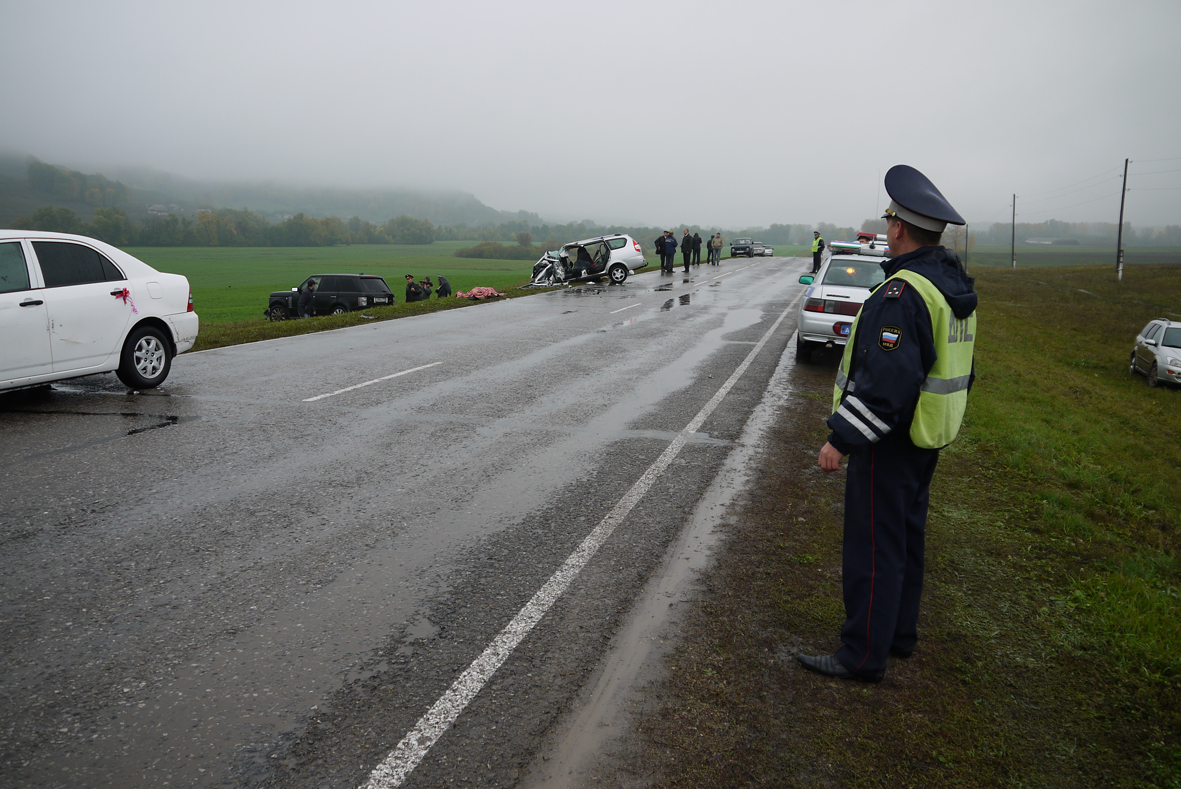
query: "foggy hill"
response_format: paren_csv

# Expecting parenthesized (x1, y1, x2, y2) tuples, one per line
(0, 152, 538, 228)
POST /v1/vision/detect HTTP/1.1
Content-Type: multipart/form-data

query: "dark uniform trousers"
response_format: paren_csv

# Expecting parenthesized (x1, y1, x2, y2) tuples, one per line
(835, 428, 939, 677)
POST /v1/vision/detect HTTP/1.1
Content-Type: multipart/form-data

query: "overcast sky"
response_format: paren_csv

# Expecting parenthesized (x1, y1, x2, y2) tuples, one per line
(3, 0, 1179, 229)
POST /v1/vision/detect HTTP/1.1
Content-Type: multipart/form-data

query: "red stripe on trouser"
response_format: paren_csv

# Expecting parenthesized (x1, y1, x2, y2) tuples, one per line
(853, 445, 876, 674)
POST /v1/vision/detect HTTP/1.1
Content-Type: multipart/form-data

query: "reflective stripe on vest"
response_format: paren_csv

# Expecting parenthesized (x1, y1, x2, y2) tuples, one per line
(831, 269, 975, 449)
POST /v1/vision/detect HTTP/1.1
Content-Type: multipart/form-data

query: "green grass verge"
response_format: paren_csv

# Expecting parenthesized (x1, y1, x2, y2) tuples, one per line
(634, 263, 1181, 788)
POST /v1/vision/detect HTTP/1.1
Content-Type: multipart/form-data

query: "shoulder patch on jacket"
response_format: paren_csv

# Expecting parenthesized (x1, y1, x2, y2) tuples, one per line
(878, 325, 903, 351)
(883, 279, 907, 299)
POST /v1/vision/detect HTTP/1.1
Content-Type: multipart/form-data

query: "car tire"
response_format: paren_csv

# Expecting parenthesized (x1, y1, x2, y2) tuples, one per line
(1148, 362, 1159, 387)
(268, 304, 288, 322)
(1130, 351, 1138, 374)
(116, 325, 172, 389)
(796, 332, 813, 363)
(609, 264, 629, 284)
(331, 305, 347, 315)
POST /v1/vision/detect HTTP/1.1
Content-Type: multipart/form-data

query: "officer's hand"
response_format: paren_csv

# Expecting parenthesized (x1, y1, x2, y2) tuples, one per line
(818, 442, 845, 472)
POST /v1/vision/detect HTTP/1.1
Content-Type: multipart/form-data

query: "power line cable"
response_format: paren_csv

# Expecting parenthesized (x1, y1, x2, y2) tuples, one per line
(1131, 187, 1181, 191)
(1134, 156, 1181, 163)
(1018, 177, 1122, 205)
(1017, 190, 1123, 217)
(1019, 167, 1122, 198)
(1132, 168, 1181, 176)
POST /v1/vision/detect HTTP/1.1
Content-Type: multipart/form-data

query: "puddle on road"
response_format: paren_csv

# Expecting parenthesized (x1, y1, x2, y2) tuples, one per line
(521, 318, 801, 788)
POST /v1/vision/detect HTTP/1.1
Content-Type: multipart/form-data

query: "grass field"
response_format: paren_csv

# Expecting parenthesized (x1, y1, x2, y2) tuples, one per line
(962, 243, 1181, 269)
(127, 242, 537, 324)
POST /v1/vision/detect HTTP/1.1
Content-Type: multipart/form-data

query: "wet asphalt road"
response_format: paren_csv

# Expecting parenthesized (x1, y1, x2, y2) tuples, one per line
(1, 257, 812, 788)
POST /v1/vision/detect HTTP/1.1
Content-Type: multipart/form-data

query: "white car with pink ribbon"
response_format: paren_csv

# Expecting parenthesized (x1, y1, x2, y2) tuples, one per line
(0, 230, 198, 392)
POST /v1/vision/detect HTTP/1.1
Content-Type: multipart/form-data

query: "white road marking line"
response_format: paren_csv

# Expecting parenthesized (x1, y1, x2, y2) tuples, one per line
(610, 303, 642, 314)
(302, 362, 443, 402)
(360, 285, 806, 789)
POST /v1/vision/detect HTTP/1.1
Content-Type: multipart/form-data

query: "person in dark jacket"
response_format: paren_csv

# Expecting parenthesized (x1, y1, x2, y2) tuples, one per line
(420, 277, 434, 299)
(681, 229, 692, 272)
(298, 280, 316, 318)
(436, 275, 452, 297)
(663, 231, 678, 273)
(692, 232, 702, 264)
(799, 165, 976, 684)
(405, 274, 424, 303)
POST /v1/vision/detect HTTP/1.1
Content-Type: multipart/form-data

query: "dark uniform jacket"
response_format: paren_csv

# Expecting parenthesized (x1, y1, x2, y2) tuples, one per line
(436, 275, 452, 298)
(405, 282, 425, 303)
(827, 246, 977, 455)
(692, 233, 702, 251)
(297, 288, 315, 316)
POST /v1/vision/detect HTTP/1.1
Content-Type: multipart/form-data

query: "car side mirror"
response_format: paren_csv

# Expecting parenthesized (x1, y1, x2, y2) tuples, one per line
(1146, 339, 1158, 347)
(799, 275, 814, 285)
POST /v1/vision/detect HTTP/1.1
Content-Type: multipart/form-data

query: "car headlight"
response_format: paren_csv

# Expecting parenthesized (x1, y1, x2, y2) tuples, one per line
(1168, 357, 1181, 367)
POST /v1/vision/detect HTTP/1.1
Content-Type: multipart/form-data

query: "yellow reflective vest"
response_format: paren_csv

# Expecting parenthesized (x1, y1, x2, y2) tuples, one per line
(812, 236, 823, 253)
(832, 269, 976, 449)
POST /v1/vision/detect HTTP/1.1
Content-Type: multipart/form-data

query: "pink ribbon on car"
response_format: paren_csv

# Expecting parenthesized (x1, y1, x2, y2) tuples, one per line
(114, 287, 139, 314)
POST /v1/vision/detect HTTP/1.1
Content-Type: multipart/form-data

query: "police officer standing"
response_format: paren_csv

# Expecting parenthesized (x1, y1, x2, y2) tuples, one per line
(798, 165, 978, 683)
(811, 230, 825, 273)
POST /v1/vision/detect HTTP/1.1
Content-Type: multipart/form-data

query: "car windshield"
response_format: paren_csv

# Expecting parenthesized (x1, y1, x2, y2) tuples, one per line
(822, 259, 885, 288)
(735, 237, 751, 244)
(1162, 327, 1181, 348)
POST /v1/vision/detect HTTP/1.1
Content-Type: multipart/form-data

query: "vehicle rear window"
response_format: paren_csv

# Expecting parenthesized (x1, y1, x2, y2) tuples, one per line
(33, 241, 125, 288)
(607, 238, 627, 249)
(0, 242, 30, 293)
(1162, 327, 1181, 349)
(318, 276, 340, 291)
(360, 277, 392, 294)
(822, 259, 886, 288)
(338, 276, 363, 291)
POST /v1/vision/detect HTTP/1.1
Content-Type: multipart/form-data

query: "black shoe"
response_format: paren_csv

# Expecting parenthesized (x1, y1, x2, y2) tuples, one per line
(797, 653, 884, 683)
(889, 646, 914, 659)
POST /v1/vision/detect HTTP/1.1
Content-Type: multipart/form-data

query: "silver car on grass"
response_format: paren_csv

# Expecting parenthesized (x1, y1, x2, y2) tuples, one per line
(1130, 318, 1181, 387)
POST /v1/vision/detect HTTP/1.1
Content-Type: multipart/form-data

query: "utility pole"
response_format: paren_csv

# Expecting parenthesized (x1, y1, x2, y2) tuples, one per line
(1011, 195, 1016, 269)
(1116, 158, 1129, 282)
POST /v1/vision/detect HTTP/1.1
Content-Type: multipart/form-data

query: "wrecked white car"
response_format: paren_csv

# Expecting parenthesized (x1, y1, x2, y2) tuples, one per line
(528, 233, 647, 286)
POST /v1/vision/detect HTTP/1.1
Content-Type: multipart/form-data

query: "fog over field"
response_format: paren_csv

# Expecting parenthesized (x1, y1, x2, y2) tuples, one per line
(3, 0, 1179, 228)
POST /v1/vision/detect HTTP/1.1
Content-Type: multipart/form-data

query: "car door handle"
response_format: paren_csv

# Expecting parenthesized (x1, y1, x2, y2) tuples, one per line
(111, 289, 125, 296)
(20, 299, 44, 307)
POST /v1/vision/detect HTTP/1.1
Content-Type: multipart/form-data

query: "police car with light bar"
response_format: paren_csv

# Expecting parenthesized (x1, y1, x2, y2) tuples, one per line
(795, 237, 890, 359)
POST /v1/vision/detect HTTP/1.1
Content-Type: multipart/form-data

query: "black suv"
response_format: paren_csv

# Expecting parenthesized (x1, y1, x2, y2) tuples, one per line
(266, 274, 394, 320)
(729, 237, 755, 257)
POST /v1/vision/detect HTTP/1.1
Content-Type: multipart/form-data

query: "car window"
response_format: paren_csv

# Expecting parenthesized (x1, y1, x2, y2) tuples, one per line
(360, 278, 392, 294)
(607, 238, 627, 249)
(339, 276, 363, 291)
(1161, 327, 1181, 349)
(822, 259, 886, 288)
(0, 242, 30, 293)
(32, 241, 125, 287)
(318, 276, 340, 291)
(1145, 323, 1162, 341)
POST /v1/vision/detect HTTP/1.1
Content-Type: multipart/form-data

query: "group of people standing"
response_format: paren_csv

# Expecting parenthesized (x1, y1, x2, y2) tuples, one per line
(654, 230, 725, 273)
(404, 274, 451, 302)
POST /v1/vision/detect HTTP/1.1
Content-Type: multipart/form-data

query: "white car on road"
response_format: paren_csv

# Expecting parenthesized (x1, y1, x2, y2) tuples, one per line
(0, 231, 199, 392)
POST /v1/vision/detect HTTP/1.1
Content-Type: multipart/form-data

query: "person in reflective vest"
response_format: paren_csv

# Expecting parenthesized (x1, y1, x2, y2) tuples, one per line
(798, 165, 977, 683)
(811, 231, 825, 273)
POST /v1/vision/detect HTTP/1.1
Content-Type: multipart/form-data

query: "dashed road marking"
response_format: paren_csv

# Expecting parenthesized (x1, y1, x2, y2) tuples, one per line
(609, 303, 642, 314)
(303, 362, 443, 402)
